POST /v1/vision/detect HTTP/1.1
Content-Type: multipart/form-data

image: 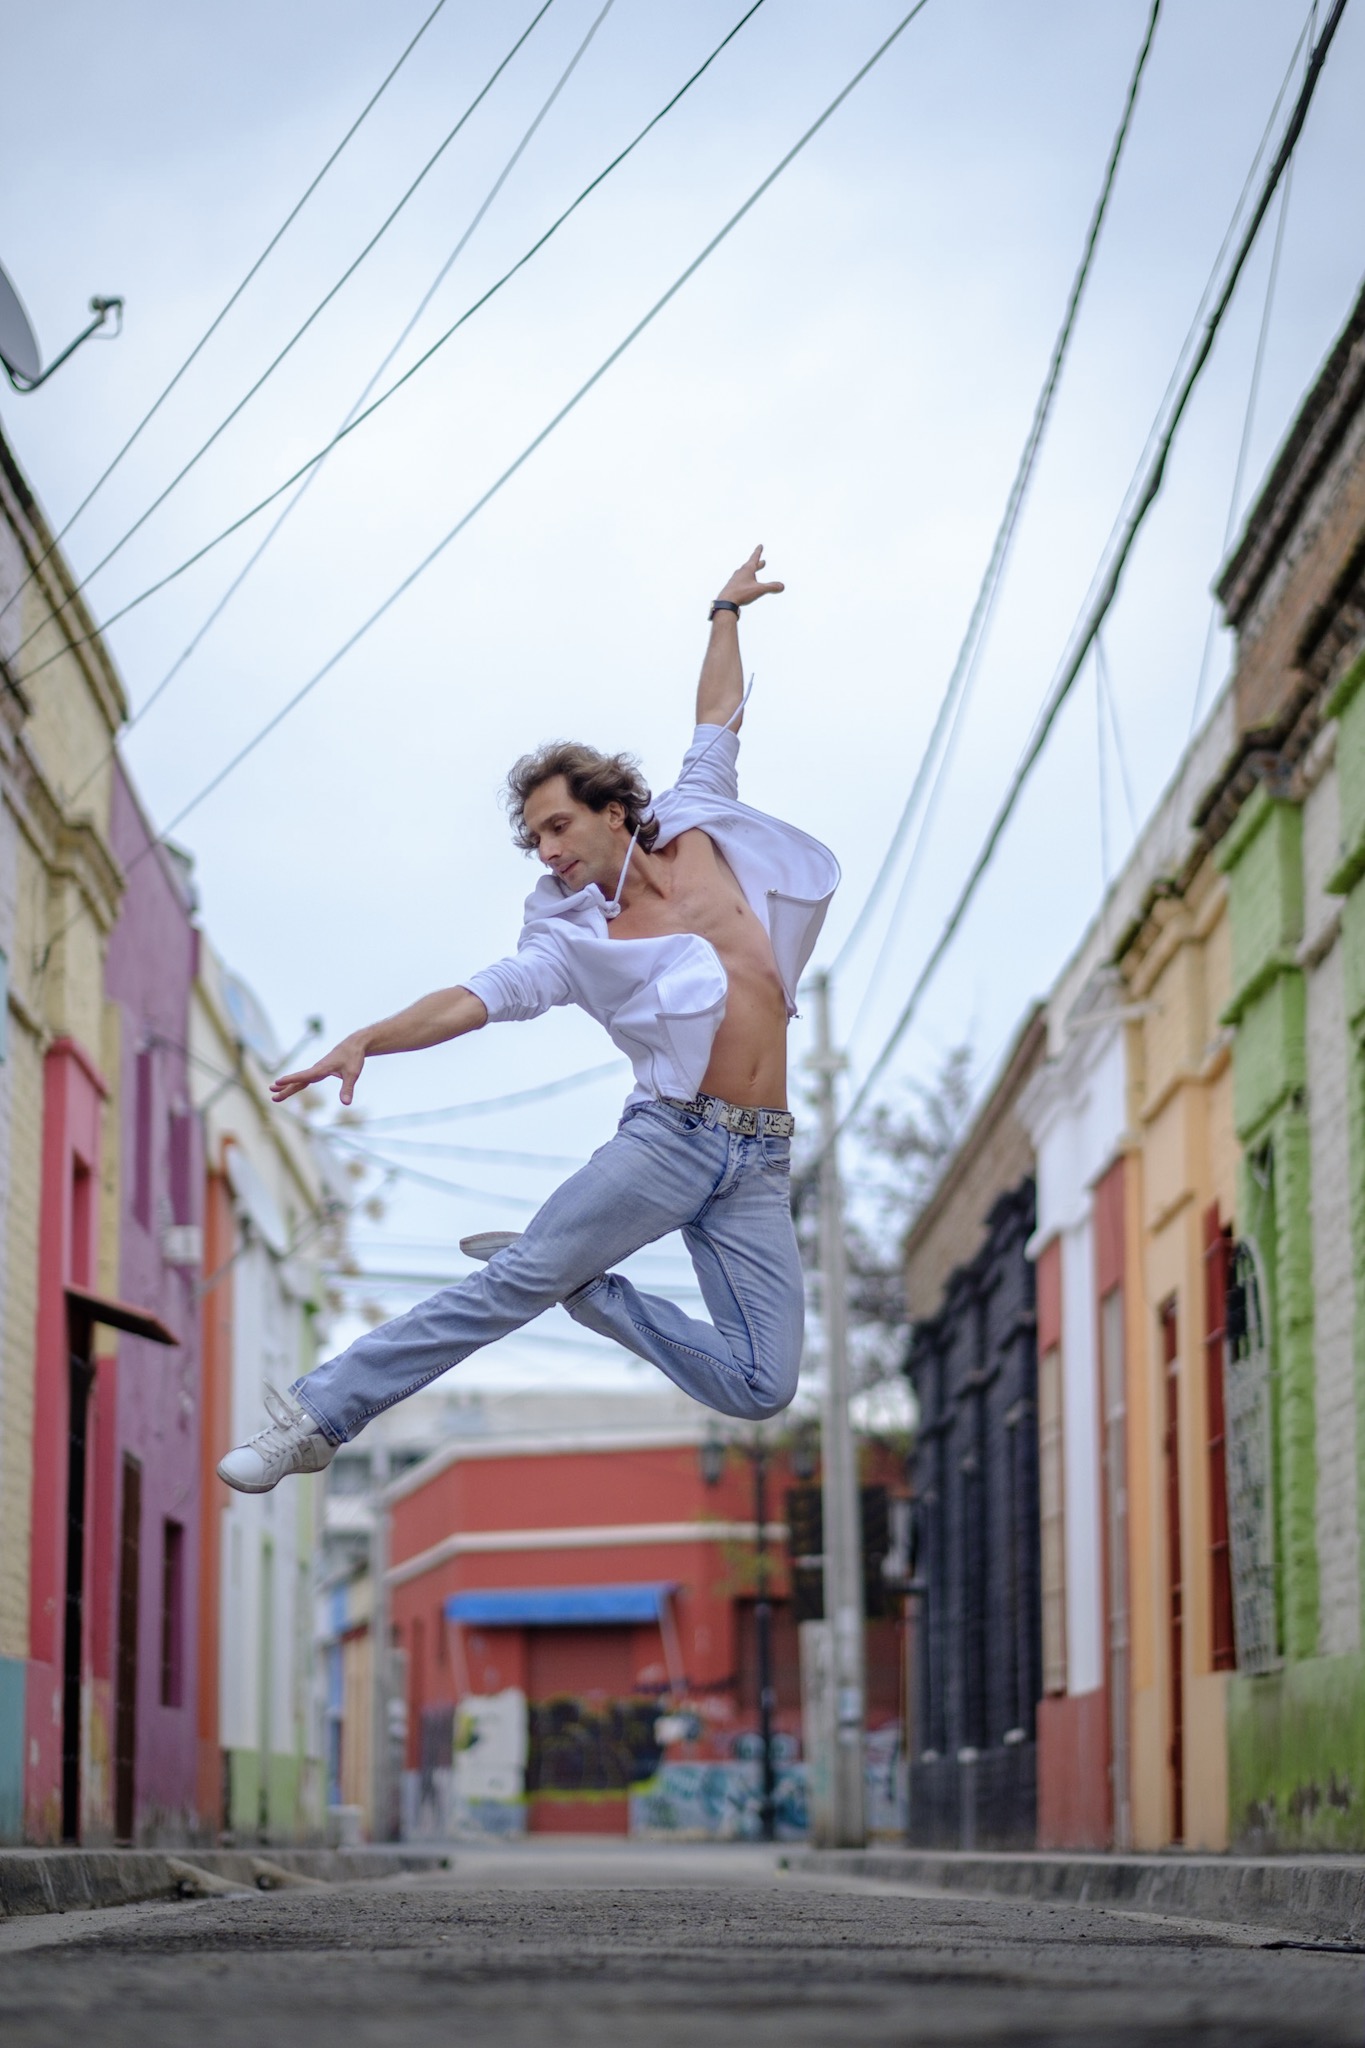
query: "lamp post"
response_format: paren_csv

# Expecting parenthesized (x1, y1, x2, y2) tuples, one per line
(700, 1430, 777, 1842)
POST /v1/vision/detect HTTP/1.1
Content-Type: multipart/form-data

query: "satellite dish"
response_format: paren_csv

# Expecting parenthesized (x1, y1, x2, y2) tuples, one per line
(0, 255, 122, 393)
(0, 260, 41, 385)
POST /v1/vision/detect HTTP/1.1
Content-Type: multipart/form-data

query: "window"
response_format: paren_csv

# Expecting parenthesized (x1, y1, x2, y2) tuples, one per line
(1038, 1344, 1067, 1695)
(1203, 1208, 1236, 1670)
(134, 1048, 154, 1229)
(70, 1160, 92, 1288)
(169, 1109, 194, 1226)
(160, 1519, 185, 1708)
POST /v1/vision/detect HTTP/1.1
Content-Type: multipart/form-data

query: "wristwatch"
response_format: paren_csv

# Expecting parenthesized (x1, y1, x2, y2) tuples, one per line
(708, 599, 741, 622)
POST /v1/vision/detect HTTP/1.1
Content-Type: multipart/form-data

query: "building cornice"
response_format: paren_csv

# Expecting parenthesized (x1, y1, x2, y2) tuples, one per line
(0, 429, 128, 734)
(381, 1423, 716, 1504)
(1217, 284, 1365, 628)
(387, 1517, 784, 1588)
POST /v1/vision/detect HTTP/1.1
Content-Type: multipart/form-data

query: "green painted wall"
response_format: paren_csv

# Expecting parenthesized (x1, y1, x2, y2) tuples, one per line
(1328, 650, 1365, 1661)
(1216, 649, 1365, 1850)
(0, 1655, 24, 1842)
(226, 1747, 312, 1841)
(1228, 1653, 1365, 1850)
(1222, 792, 1319, 1669)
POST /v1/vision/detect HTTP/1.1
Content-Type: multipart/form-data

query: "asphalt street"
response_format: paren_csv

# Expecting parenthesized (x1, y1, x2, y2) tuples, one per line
(0, 1840, 1361, 2047)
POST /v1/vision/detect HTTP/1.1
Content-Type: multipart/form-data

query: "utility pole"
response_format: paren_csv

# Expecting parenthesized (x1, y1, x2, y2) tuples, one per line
(809, 969, 866, 1846)
(752, 1441, 777, 1842)
(370, 1436, 398, 1842)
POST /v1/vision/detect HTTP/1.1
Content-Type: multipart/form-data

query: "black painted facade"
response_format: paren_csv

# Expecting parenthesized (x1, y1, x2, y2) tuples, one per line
(904, 1178, 1041, 1848)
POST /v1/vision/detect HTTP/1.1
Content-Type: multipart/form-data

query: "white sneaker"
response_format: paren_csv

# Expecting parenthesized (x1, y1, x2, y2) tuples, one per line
(460, 1231, 523, 1262)
(217, 1386, 336, 1494)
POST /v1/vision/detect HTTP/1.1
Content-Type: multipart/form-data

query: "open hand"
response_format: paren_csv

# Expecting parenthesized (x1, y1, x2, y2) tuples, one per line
(715, 544, 784, 609)
(271, 1032, 368, 1107)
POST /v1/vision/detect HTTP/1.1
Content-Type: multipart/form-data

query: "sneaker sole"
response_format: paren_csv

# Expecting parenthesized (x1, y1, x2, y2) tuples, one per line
(216, 1457, 280, 1495)
(460, 1232, 522, 1261)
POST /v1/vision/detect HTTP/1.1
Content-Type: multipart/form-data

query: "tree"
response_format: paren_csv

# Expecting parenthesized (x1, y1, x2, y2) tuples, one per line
(795, 1042, 974, 1401)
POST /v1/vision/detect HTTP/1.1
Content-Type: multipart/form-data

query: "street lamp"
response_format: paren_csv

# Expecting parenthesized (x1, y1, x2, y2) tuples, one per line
(700, 1429, 777, 1842)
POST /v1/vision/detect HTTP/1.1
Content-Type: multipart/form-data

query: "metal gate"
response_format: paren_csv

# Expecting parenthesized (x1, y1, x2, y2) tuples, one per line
(1223, 1239, 1279, 1675)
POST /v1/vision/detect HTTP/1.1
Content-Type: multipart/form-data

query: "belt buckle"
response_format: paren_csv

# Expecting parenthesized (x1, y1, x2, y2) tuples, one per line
(736, 1106, 758, 1137)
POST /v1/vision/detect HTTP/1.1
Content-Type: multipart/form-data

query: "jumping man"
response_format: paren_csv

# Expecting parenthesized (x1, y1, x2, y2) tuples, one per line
(218, 548, 839, 1493)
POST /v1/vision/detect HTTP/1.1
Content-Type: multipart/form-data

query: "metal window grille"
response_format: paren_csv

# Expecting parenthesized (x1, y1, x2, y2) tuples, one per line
(1222, 1237, 1279, 1675)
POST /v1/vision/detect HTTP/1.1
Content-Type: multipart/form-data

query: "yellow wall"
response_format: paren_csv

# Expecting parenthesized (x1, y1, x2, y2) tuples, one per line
(1121, 863, 1239, 1849)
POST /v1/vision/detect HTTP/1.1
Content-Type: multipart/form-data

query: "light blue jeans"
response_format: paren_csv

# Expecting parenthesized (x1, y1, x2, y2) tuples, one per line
(292, 1097, 804, 1443)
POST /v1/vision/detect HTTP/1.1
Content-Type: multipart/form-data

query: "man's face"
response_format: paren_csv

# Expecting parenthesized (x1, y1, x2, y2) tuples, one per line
(522, 776, 627, 894)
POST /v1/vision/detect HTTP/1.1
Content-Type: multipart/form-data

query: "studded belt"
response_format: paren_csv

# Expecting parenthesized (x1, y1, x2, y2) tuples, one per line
(662, 1092, 795, 1139)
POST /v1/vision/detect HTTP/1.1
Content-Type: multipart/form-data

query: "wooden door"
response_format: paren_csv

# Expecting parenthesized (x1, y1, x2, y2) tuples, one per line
(1160, 1301, 1183, 1844)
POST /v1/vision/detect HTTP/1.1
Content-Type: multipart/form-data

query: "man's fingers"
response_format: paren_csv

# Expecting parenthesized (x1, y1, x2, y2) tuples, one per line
(270, 1066, 313, 1098)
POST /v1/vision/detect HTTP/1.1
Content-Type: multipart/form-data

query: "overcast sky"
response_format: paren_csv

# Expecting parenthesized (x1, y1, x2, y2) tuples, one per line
(4, 0, 1363, 1393)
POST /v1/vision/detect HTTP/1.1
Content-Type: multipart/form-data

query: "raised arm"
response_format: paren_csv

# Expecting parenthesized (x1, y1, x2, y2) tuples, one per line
(270, 985, 488, 1107)
(695, 544, 784, 730)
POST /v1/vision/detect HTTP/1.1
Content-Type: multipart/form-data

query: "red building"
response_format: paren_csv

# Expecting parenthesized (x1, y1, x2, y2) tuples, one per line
(384, 1418, 906, 1839)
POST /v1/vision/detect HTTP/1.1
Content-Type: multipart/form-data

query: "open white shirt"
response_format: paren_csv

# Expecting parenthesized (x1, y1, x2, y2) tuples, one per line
(464, 724, 840, 1107)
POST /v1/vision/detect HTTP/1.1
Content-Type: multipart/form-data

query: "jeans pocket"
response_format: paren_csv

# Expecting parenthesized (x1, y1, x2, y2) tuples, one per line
(758, 1135, 792, 1173)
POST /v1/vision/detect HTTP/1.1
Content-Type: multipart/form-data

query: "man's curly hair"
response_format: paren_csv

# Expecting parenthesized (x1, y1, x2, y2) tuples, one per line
(504, 742, 659, 853)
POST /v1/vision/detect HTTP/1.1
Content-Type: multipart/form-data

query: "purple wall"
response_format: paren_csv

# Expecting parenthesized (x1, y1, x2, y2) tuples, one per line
(105, 764, 204, 1841)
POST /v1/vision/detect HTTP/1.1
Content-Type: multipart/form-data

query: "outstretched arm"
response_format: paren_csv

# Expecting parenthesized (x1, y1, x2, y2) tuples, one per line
(270, 985, 488, 1107)
(695, 544, 784, 730)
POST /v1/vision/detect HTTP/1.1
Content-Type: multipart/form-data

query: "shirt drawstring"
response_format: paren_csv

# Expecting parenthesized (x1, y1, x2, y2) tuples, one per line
(603, 676, 754, 922)
(603, 826, 641, 921)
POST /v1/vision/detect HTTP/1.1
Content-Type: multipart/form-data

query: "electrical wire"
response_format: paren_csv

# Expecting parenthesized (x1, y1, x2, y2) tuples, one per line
(837, 0, 1348, 1139)
(65, 0, 629, 808)
(0, 0, 453, 628)
(1185, 146, 1300, 737)
(19, 0, 772, 694)
(354, 1059, 628, 1124)
(338, 1135, 587, 1168)
(829, 0, 1162, 988)
(1094, 629, 1137, 842)
(12, 0, 562, 667)
(325, 1130, 543, 1209)
(144, 0, 936, 851)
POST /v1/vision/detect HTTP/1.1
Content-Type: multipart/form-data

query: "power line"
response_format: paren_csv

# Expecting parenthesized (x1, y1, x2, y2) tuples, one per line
(13, 0, 561, 669)
(1185, 138, 1300, 736)
(830, 0, 1162, 987)
(353, 1059, 628, 1125)
(0, 0, 453, 630)
(143, 0, 936, 847)
(325, 1131, 543, 1209)
(7, 0, 918, 988)
(19, 0, 772, 695)
(339, 1135, 587, 1168)
(839, 0, 1348, 1138)
(65, 0, 630, 808)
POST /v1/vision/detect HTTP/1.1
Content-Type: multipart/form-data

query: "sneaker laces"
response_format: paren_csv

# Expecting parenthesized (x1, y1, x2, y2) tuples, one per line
(244, 1384, 311, 1456)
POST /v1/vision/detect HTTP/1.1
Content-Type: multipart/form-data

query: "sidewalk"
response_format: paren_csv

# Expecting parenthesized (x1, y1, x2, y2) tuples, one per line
(792, 1846, 1365, 1944)
(0, 1846, 448, 1920)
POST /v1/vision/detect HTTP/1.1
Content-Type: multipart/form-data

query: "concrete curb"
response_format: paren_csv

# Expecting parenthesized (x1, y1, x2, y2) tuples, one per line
(0, 1847, 449, 1921)
(790, 1848, 1365, 1943)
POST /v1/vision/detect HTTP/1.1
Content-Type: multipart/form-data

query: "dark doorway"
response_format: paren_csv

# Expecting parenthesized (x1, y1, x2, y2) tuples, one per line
(1160, 1299, 1183, 1845)
(115, 1455, 142, 1844)
(60, 1309, 95, 1844)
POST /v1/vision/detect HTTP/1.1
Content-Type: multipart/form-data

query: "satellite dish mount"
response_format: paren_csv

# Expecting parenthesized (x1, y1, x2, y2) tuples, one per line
(0, 258, 123, 393)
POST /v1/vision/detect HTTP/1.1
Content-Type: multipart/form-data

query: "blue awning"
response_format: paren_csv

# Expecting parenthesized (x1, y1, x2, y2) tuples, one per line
(445, 1582, 675, 1627)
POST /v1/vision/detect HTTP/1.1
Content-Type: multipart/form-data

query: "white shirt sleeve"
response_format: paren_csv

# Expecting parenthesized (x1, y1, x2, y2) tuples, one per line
(674, 721, 740, 802)
(463, 930, 572, 1024)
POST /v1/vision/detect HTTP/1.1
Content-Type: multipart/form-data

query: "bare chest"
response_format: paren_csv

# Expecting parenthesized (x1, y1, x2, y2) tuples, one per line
(608, 832, 773, 971)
